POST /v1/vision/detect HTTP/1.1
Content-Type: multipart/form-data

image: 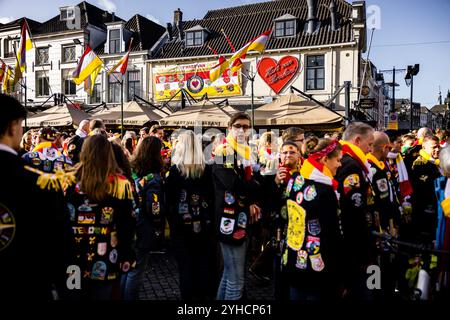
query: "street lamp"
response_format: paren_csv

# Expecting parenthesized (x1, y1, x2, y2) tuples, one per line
(405, 64, 419, 130)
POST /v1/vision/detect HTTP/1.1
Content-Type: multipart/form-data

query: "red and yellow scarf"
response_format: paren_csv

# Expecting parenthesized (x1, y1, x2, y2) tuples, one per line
(367, 153, 385, 170)
(300, 157, 338, 190)
(340, 140, 371, 174)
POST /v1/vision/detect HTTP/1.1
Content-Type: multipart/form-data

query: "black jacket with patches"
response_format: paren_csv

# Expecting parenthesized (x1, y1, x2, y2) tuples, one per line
(212, 153, 261, 245)
(335, 154, 376, 284)
(0, 150, 71, 300)
(410, 155, 442, 241)
(368, 160, 400, 231)
(282, 172, 342, 295)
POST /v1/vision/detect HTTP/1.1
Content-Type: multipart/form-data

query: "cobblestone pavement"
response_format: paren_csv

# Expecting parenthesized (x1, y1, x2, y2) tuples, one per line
(138, 250, 274, 300)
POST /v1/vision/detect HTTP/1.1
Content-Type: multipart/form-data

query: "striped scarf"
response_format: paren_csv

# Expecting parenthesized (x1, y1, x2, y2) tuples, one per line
(300, 157, 338, 190)
(387, 152, 413, 197)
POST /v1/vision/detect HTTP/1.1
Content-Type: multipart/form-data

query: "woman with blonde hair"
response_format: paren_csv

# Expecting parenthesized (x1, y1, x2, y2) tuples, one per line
(165, 130, 217, 300)
(18, 130, 33, 156)
(65, 134, 135, 300)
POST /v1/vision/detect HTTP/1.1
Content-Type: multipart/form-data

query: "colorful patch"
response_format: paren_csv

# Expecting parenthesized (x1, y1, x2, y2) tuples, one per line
(28, 152, 38, 158)
(109, 249, 118, 263)
(220, 217, 235, 235)
(100, 207, 114, 224)
(179, 189, 187, 202)
(238, 199, 245, 207)
(193, 221, 201, 233)
(91, 261, 107, 280)
(224, 192, 235, 205)
(293, 175, 305, 192)
(307, 219, 321, 236)
(286, 178, 294, 194)
(370, 167, 377, 176)
(122, 261, 131, 272)
(237, 212, 247, 228)
(305, 236, 320, 255)
(152, 202, 160, 215)
(110, 231, 118, 248)
(303, 185, 317, 201)
(192, 206, 200, 216)
(286, 200, 306, 251)
(97, 242, 107, 256)
(201, 201, 209, 209)
(191, 194, 200, 205)
(232, 229, 246, 240)
(296, 192, 304, 205)
(343, 174, 360, 194)
(78, 213, 96, 224)
(282, 248, 288, 266)
(183, 213, 192, 223)
(78, 200, 92, 212)
(295, 250, 308, 269)
(179, 203, 189, 214)
(376, 178, 388, 193)
(31, 158, 41, 166)
(351, 193, 363, 207)
(53, 161, 64, 170)
(280, 205, 288, 220)
(310, 253, 325, 272)
(69, 144, 76, 151)
(67, 203, 76, 222)
(45, 148, 58, 159)
(43, 160, 53, 172)
(224, 207, 235, 215)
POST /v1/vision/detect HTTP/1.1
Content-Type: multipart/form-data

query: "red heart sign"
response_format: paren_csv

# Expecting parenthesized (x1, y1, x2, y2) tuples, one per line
(257, 56, 300, 94)
(192, 80, 199, 87)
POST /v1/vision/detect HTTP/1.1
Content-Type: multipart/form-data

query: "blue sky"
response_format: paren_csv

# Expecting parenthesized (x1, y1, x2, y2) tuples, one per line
(1, 0, 449, 108)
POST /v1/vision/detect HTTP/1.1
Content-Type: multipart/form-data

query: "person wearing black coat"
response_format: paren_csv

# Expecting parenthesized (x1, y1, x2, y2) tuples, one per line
(281, 139, 343, 301)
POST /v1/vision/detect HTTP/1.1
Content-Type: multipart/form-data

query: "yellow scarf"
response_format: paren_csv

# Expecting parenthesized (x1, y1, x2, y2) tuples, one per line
(367, 153, 385, 170)
(300, 158, 337, 189)
(214, 133, 251, 160)
(33, 141, 53, 152)
(339, 140, 371, 173)
(419, 149, 440, 166)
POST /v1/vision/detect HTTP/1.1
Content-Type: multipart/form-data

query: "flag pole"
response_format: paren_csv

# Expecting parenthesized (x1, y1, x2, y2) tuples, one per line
(121, 76, 124, 138)
(24, 76, 27, 132)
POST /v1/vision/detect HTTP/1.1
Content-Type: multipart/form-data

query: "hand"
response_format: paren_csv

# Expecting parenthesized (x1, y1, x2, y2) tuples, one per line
(275, 167, 287, 185)
(249, 204, 262, 224)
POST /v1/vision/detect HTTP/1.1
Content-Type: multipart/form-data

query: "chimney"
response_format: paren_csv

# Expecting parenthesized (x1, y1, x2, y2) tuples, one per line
(174, 8, 183, 26)
(111, 12, 115, 22)
(329, 0, 339, 31)
(306, 0, 317, 34)
(166, 23, 173, 41)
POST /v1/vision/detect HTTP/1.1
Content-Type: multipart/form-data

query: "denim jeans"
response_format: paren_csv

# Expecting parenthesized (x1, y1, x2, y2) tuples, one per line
(217, 241, 247, 300)
(120, 249, 150, 300)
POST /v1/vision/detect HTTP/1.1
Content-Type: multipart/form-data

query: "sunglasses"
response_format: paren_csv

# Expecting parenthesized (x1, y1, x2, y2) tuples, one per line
(281, 151, 297, 155)
(232, 124, 250, 130)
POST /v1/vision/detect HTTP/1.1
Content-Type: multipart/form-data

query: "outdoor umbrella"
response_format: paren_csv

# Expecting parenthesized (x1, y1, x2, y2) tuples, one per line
(25, 103, 90, 128)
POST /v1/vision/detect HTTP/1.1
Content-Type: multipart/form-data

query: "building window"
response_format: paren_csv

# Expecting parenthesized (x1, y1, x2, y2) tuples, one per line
(186, 31, 203, 47)
(62, 46, 76, 63)
(275, 20, 296, 37)
(36, 47, 49, 65)
(36, 71, 49, 96)
(108, 72, 121, 103)
(306, 55, 325, 90)
(62, 69, 76, 95)
(109, 29, 121, 54)
(127, 70, 140, 100)
(4, 38, 19, 58)
(91, 83, 102, 103)
(60, 7, 75, 21)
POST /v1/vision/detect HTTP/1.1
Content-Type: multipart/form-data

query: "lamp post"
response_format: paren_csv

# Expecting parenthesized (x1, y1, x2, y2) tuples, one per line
(405, 64, 420, 131)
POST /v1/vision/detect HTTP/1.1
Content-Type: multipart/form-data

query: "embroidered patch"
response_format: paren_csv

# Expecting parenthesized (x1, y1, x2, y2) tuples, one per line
(220, 217, 235, 235)
(303, 185, 317, 201)
(183, 213, 192, 223)
(67, 203, 76, 222)
(293, 175, 305, 192)
(191, 194, 200, 205)
(224, 207, 235, 215)
(192, 206, 200, 216)
(310, 253, 325, 272)
(179, 203, 189, 214)
(351, 192, 363, 207)
(193, 221, 201, 233)
(110, 231, 118, 248)
(97, 242, 107, 256)
(286, 178, 294, 193)
(224, 191, 235, 205)
(376, 178, 388, 193)
(343, 174, 360, 194)
(91, 261, 107, 280)
(233, 229, 246, 240)
(78, 200, 92, 212)
(31, 158, 41, 166)
(109, 249, 118, 263)
(152, 202, 160, 215)
(296, 192, 304, 205)
(280, 205, 288, 220)
(78, 213, 95, 224)
(307, 219, 321, 236)
(286, 200, 306, 251)
(179, 189, 187, 202)
(295, 250, 308, 269)
(305, 236, 320, 255)
(237, 212, 247, 228)
(100, 207, 114, 224)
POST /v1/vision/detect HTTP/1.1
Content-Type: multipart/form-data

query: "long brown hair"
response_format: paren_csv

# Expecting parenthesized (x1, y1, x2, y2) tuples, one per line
(76, 135, 121, 202)
(130, 136, 163, 177)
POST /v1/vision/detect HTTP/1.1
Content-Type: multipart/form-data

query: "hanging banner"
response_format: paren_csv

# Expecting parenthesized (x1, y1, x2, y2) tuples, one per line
(388, 112, 398, 130)
(257, 56, 300, 94)
(153, 61, 242, 101)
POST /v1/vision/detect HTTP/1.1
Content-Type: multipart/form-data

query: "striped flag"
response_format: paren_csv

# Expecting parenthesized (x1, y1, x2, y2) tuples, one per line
(72, 46, 103, 85)
(84, 65, 102, 95)
(16, 21, 33, 74)
(0, 62, 6, 84)
(209, 29, 272, 82)
(2, 66, 13, 93)
(108, 39, 133, 75)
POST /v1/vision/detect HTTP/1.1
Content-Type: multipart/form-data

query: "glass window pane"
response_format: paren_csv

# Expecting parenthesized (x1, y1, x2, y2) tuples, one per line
(275, 28, 284, 37)
(307, 80, 315, 90)
(307, 69, 315, 80)
(316, 55, 324, 66)
(286, 20, 294, 28)
(286, 27, 294, 36)
(110, 29, 120, 39)
(275, 21, 284, 31)
(186, 32, 193, 40)
(317, 68, 324, 79)
(316, 79, 324, 90)
(307, 56, 315, 67)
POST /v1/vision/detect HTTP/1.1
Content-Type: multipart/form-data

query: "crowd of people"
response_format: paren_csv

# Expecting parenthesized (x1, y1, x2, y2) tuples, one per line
(1, 92, 450, 302)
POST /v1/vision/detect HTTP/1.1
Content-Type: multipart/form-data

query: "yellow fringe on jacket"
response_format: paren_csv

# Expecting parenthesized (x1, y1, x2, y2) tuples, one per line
(107, 176, 133, 200)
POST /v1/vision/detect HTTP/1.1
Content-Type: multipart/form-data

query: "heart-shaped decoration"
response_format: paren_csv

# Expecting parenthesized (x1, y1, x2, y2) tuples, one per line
(257, 56, 300, 94)
(192, 80, 199, 87)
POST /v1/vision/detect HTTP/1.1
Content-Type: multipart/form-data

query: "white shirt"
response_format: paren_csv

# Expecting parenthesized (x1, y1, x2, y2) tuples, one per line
(0, 143, 18, 156)
(75, 128, 88, 138)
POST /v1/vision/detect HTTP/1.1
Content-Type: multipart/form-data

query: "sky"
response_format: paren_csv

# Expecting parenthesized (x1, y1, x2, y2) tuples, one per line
(0, 0, 449, 108)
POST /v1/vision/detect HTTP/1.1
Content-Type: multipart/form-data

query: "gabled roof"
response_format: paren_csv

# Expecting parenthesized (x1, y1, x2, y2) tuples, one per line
(125, 14, 165, 51)
(0, 17, 42, 33)
(34, 1, 123, 35)
(153, 0, 353, 60)
(431, 104, 448, 114)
